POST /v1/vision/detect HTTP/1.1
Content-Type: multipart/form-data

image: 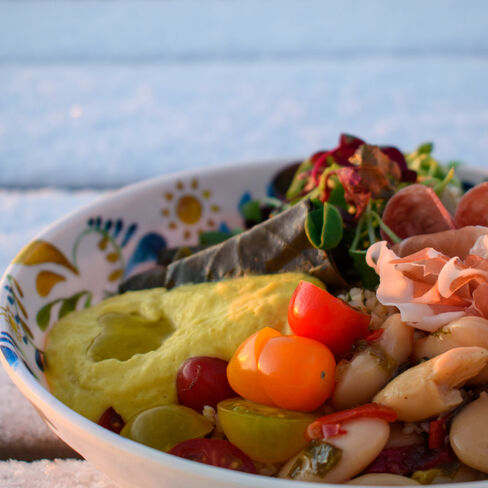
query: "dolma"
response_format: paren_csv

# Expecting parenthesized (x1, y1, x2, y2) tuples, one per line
(120, 200, 348, 292)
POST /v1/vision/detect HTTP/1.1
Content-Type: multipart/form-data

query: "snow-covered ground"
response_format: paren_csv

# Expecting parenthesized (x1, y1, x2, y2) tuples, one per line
(1, 0, 488, 188)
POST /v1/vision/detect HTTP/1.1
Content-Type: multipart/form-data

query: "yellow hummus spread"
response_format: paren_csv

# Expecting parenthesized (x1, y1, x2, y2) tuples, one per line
(45, 273, 322, 422)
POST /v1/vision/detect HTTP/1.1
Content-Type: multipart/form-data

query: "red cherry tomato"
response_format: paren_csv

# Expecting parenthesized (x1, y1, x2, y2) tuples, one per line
(288, 281, 370, 357)
(306, 403, 398, 440)
(98, 407, 125, 434)
(177, 356, 236, 412)
(169, 438, 257, 473)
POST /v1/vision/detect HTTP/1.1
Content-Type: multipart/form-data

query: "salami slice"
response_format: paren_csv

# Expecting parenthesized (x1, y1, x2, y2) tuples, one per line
(392, 226, 488, 259)
(381, 184, 456, 241)
(455, 182, 488, 227)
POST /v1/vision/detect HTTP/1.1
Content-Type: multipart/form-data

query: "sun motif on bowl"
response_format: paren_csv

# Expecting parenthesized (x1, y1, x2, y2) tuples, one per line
(161, 178, 220, 240)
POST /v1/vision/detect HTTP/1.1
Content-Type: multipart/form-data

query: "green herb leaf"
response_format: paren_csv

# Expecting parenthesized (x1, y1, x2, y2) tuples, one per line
(288, 441, 342, 480)
(240, 200, 262, 223)
(433, 167, 455, 196)
(349, 249, 379, 290)
(286, 159, 314, 201)
(417, 142, 434, 155)
(305, 202, 343, 251)
(199, 231, 234, 246)
(326, 177, 348, 209)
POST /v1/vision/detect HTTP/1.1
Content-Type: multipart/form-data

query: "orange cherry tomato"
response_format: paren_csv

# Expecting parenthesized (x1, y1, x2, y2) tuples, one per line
(227, 328, 336, 412)
(227, 327, 281, 405)
(258, 335, 336, 412)
(288, 280, 370, 357)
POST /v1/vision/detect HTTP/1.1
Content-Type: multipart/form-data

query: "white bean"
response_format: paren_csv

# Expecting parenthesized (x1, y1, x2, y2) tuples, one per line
(414, 316, 488, 358)
(332, 314, 413, 409)
(450, 391, 488, 473)
(373, 347, 488, 421)
(332, 354, 391, 410)
(278, 418, 390, 484)
(378, 313, 414, 363)
(413, 316, 488, 385)
(347, 473, 419, 485)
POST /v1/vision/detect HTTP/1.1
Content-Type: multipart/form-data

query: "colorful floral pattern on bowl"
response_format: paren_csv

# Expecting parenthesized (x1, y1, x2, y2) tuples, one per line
(1, 159, 486, 488)
(0, 160, 288, 384)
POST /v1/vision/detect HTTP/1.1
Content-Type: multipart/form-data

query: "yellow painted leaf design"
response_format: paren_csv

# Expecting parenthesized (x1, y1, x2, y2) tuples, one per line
(98, 237, 108, 250)
(36, 271, 66, 297)
(8, 314, 19, 336)
(13, 240, 78, 275)
(11, 290, 28, 320)
(109, 269, 123, 282)
(19, 317, 34, 339)
(12, 277, 24, 298)
(106, 252, 118, 263)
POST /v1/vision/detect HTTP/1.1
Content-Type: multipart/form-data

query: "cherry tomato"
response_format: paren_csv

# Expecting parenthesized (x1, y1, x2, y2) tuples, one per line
(227, 327, 281, 405)
(306, 403, 398, 440)
(169, 438, 257, 473)
(218, 398, 318, 463)
(97, 407, 125, 434)
(288, 280, 370, 357)
(227, 328, 336, 411)
(120, 404, 213, 452)
(258, 335, 336, 411)
(177, 356, 236, 412)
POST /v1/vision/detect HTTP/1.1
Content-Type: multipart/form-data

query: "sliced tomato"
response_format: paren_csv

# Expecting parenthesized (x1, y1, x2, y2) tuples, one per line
(306, 403, 398, 440)
(169, 438, 257, 473)
(288, 280, 370, 357)
(217, 398, 317, 463)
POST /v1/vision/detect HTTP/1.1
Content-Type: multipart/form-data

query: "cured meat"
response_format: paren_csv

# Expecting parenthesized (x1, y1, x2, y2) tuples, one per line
(381, 184, 456, 241)
(392, 226, 488, 259)
(366, 236, 488, 332)
(455, 181, 488, 227)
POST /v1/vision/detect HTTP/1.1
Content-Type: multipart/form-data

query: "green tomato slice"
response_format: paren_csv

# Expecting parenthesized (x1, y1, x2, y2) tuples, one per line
(121, 404, 213, 452)
(217, 398, 318, 463)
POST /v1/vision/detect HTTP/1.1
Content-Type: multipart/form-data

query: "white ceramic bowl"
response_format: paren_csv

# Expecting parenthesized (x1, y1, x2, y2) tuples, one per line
(1, 159, 487, 488)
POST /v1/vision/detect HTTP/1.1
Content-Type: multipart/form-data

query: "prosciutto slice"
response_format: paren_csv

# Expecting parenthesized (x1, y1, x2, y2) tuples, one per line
(366, 235, 488, 332)
(392, 226, 488, 259)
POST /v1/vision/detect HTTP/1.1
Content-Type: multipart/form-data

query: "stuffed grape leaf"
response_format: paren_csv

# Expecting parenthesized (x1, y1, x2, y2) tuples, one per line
(120, 200, 348, 292)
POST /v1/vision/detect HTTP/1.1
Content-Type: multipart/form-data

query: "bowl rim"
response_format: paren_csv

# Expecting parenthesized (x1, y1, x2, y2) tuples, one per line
(2, 159, 488, 488)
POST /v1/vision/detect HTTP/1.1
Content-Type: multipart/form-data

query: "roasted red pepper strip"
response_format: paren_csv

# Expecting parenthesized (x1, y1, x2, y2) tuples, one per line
(306, 403, 397, 440)
(320, 423, 348, 440)
(366, 328, 384, 343)
(428, 415, 449, 449)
